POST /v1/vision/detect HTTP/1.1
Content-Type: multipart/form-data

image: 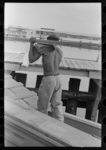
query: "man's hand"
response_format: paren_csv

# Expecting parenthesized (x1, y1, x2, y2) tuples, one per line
(30, 37, 37, 44)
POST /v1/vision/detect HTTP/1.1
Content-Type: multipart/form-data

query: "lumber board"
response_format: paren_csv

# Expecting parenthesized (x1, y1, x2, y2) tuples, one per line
(5, 37, 101, 50)
(4, 74, 12, 79)
(5, 78, 23, 89)
(5, 124, 50, 147)
(4, 61, 101, 79)
(5, 96, 31, 112)
(5, 98, 101, 147)
(64, 112, 101, 138)
(5, 75, 101, 140)
(4, 75, 101, 146)
(5, 115, 65, 147)
(23, 95, 38, 109)
(5, 127, 25, 146)
(5, 89, 19, 100)
(10, 86, 37, 99)
(5, 62, 20, 71)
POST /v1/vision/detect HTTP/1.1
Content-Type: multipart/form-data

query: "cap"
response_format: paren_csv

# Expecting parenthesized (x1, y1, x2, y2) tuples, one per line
(47, 34, 60, 41)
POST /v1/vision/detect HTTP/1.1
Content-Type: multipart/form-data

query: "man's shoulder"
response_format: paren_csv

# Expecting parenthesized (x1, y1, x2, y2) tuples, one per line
(35, 43, 54, 55)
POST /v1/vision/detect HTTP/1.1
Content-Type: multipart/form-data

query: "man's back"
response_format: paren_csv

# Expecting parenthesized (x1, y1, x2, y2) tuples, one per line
(28, 36, 63, 76)
(41, 44, 63, 76)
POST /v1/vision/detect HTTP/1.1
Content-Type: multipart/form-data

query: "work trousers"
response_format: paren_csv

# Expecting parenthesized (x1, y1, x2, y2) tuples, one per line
(37, 75, 64, 122)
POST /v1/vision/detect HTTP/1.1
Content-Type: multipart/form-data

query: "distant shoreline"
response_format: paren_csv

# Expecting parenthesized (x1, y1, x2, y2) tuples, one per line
(5, 36, 29, 43)
(5, 36, 101, 50)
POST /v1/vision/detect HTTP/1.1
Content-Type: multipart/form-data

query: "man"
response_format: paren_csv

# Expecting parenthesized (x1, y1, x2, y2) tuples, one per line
(28, 34, 64, 122)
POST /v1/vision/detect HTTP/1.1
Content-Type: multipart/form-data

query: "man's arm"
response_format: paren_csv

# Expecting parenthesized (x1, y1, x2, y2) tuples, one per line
(55, 46, 63, 59)
(33, 43, 55, 55)
(28, 39, 41, 63)
(29, 37, 56, 63)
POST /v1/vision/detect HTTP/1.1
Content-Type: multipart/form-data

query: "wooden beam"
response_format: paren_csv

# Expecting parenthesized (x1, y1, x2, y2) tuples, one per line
(21, 64, 89, 77)
(5, 62, 21, 71)
(5, 61, 101, 79)
(64, 112, 101, 138)
(37, 30, 101, 41)
(5, 37, 101, 50)
(5, 114, 65, 147)
(5, 99, 101, 147)
(89, 71, 101, 79)
(17, 64, 102, 79)
(5, 75, 101, 144)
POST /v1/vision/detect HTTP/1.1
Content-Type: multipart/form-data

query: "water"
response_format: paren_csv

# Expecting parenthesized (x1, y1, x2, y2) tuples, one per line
(4, 40, 30, 53)
(5, 40, 99, 61)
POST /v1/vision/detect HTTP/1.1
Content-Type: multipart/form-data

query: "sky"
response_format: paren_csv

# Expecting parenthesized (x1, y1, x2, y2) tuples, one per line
(5, 3, 101, 36)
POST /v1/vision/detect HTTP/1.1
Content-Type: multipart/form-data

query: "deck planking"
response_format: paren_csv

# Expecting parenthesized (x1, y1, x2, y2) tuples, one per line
(4, 73, 101, 147)
(5, 99, 101, 147)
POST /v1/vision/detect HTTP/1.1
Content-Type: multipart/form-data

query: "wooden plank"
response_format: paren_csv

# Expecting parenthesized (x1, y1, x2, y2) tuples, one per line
(21, 64, 90, 77)
(5, 89, 19, 100)
(64, 112, 101, 138)
(5, 61, 101, 79)
(5, 37, 101, 50)
(15, 99, 30, 110)
(5, 85, 101, 139)
(5, 127, 25, 146)
(5, 99, 101, 147)
(23, 96, 38, 109)
(5, 115, 65, 147)
(15, 111, 101, 147)
(5, 96, 30, 110)
(4, 74, 12, 79)
(4, 91, 31, 110)
(5, 76, 101, 136)
(5, 101, 66, 146)
(5, 125, 44, 147)
(89, 71, 101, 79)
(5, 62, 20, 71)
(5, 78, 23, 89)
(5, 97, 30, 119)
(10, 86, 37, 99)
(5, 139, 16, 147)
(4, 77, 101, 145)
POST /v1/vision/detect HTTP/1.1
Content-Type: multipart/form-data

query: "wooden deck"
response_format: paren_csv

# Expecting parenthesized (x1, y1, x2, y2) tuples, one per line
(4, 74, 101, 147)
